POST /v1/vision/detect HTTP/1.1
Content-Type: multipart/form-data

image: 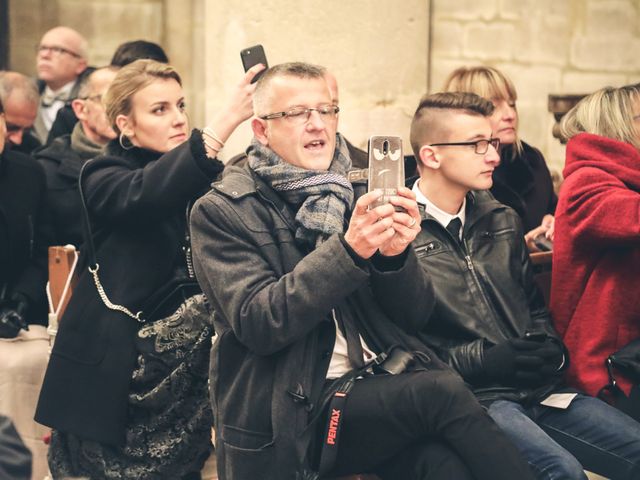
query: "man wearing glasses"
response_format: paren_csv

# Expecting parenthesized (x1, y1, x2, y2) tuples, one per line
(33, 26, 89, 144)
(409, 92, 640, 480)
(0, 71, 40, 154)
(34, 66, 116, 247)
(190, 63, 534, 480)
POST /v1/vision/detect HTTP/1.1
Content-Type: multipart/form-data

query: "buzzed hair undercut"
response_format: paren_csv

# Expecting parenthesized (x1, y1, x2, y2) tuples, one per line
(253, 62, 326, 116)
(410, 92, 495, 159)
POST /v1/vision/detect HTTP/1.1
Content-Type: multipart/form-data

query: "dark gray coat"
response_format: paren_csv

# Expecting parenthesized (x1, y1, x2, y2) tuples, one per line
(190, 166, 441, 480)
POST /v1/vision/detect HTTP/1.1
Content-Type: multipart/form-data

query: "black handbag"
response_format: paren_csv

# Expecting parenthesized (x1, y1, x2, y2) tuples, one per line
(598, 338, 640, 422)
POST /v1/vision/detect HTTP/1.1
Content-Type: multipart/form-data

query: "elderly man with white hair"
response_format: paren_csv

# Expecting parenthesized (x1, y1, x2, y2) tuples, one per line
(33, 26, 90, 143)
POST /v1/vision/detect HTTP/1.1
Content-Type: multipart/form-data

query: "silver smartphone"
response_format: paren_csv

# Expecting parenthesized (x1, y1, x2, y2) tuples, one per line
(367, 135, 404, 209)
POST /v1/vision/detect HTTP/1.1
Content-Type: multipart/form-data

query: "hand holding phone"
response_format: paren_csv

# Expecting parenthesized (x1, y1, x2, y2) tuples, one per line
(367, 135, 404, 210)
(240, 45, 268, 84)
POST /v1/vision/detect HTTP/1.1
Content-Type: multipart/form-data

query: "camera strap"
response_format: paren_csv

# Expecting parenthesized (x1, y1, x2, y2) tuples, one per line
(318, 377, 354, 475)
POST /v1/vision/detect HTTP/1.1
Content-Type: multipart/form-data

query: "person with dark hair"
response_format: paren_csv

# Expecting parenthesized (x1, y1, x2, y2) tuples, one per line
(110, 39, 169, 67)
(410, 91, 640, 480)
(0, 94, 52, 480)
(0, 71, 41, 154)
(0, 415, 32, 480)
(443, 66, 557, 252)
(0, 97, 49, 336)
(36, 59, 263, 479)
(190, 62, 535, 480)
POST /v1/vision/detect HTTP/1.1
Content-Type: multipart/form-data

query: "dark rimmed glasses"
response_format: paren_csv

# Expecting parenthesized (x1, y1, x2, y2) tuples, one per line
(36, 44, 83, 59)
(429, 138, 500, 155)
(259, 104, 339, 124)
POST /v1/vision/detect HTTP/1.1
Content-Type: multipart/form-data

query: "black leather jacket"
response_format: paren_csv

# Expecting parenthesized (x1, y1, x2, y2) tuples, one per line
(414, 190, 565, 404)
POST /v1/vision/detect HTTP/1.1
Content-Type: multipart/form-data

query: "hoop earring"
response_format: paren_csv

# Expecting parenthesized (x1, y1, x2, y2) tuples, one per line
(119, 132, 134, 150)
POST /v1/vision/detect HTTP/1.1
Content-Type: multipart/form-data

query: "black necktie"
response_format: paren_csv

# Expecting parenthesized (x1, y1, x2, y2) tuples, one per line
(446, 217, 462, 243)
(335, 309, 365, 369)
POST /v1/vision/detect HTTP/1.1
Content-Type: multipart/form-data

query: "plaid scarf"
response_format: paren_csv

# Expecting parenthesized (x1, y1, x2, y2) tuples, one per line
(248, 133, 354, 247)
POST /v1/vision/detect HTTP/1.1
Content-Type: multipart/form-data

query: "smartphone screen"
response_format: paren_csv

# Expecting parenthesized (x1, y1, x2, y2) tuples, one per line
(240, 44, 268, 83)
(367, 135, 404, 209)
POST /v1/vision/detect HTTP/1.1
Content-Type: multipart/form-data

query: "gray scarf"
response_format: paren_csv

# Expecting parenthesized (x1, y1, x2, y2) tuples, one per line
(70, 123, 104, 161)
(248, 133, 354, 247)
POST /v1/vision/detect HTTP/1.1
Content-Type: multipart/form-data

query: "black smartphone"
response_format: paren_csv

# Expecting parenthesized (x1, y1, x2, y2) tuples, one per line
(367, 135, 404, 209)
(533, 234, 553, 252)
(240, 44, 268, 83)
(524, 331, 548, 342)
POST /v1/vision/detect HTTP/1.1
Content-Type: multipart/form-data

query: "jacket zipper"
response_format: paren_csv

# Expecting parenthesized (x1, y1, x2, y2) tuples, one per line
(460, 236, 510, 338)
(184, 203, 195, 279)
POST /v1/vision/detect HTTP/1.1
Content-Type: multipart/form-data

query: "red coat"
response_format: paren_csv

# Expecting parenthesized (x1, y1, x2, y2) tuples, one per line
(551, 133, 640, 397)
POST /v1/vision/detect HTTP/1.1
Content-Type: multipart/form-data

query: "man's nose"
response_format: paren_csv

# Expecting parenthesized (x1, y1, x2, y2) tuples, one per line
(8, 130, 23, 146)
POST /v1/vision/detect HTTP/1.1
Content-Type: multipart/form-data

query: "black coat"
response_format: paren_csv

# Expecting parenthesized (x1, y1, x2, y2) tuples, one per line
(0, 149, 49, 325)
(190, 166, 444, 480)
(414, 190, 565, 404)
(35, 130, 223, 445)
(491, 142, 558, 233)
(35, 134, 96, 247)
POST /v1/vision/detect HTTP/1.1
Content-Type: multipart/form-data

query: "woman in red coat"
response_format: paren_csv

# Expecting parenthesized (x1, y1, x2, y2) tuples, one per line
(551, 83, 640, 398)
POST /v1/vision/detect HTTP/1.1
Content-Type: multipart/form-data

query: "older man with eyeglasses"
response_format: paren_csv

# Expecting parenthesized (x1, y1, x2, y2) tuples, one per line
(0, 71, 40, 154)
(33, 26, 90, 144)
(34, 66, 117, 247)
(190, 62, 535, 480)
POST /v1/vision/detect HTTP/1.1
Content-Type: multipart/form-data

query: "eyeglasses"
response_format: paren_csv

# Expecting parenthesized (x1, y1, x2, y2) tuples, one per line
(260, 104, 340, 124)
(36, 44, 82, 59)
(5, 122, 29, 134)
(429, 138, 500, 155)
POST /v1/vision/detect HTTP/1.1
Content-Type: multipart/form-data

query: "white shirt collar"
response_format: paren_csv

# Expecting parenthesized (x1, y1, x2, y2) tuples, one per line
(43, 81, 75, 99)
(412, 179, 466, 234)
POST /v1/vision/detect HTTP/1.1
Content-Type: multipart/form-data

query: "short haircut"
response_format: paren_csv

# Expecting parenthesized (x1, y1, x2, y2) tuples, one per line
(410, 92, 495, 158)
(76, 66, 118, 99)
(110, 40, 169, 67)
(442, 65, 522, 156)
(253, 62, 325, 116)
(103, 59, 181, 134)
(560, 84, 640, 150)
(0, 71, 39, 106)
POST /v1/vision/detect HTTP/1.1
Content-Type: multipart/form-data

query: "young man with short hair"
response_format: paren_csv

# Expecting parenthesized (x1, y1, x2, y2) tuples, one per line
(410, 91, 640, 480)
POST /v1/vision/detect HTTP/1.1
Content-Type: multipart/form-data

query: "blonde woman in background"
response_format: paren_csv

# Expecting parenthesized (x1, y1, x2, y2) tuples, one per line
(551, 84, 640, 406)
(36, 59, 265, 479)
(443, 66, 557, 251)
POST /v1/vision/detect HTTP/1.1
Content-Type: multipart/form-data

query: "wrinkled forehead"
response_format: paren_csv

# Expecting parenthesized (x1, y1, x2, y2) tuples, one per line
(266, 75, 331, 111)
(41, 29, 80, 51)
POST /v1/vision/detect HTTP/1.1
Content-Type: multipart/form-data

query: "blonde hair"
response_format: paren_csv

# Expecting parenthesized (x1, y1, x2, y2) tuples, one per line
(104, 59, 182, 134)
(442, 65, 522, 155)
(560, 84, 640, 150)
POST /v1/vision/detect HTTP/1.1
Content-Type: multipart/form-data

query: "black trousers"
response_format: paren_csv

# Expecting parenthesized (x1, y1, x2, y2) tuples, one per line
(324, 370, 535, 480)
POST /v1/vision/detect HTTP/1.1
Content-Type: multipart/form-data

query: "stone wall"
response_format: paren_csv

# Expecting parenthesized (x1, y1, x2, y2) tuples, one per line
(8, 0, 640, 174)
(201, 0, 431, 160)
(430, 0, 640, 174)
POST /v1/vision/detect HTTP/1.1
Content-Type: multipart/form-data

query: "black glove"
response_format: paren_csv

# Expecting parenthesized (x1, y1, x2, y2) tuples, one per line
(0, 294, 29, 339)
(483, 338, 556, 385)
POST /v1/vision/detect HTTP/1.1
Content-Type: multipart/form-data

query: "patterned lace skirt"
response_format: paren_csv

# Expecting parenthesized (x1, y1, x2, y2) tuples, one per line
(48, 294, 214, 479)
